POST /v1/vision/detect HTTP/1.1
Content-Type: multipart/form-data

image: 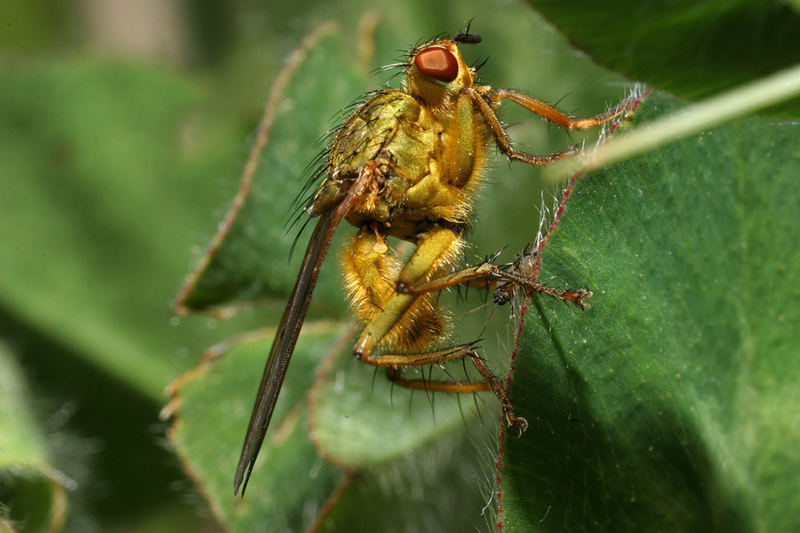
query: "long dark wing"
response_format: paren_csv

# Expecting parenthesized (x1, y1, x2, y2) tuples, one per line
(233, 169, 370, 496)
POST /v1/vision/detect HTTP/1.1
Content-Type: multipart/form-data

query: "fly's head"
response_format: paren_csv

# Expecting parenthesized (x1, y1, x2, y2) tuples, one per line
(405, 37, 478, 107)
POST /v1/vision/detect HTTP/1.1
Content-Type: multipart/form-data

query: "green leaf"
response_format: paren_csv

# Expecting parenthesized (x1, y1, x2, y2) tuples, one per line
(177, 25, 368, 313)
(168, 324, 495, 532)
(500, 93, 800, 530)
(527, 0, 800, 116)
(309, 330, 480, 468)
(168, 325, 347, 531)
(0, 344, 68, 532)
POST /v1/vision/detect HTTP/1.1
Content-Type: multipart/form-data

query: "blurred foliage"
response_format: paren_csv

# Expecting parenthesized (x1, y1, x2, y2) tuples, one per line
(0, 344, 66, 532)
(0, 0, 797, 531)
(526, 0, 800, 115)
(0, 0, 72, 51)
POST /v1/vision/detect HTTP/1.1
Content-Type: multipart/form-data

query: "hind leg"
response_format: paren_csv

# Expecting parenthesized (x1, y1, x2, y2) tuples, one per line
(341, 225, 527, 434)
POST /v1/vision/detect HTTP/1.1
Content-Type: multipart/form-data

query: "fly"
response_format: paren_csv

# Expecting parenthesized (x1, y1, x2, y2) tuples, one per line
(234, 28, 634, 495)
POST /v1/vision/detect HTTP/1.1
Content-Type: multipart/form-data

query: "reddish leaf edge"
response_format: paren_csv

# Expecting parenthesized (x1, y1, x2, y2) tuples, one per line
(161, 327, 275, 527)
(173, 21, 339, 319)
(160, 320, 346, 531)
(493, 88, 649, 532)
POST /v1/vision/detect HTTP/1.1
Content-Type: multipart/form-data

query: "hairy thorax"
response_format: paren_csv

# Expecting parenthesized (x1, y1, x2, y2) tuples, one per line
(311, 89, 489, 242)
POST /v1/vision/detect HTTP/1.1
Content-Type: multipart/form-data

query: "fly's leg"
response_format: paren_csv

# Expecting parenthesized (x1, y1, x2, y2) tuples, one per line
(345, 226, 458, 356)
(352, 226, 461, 358)
(395, 260, 498, 294)
(464, 87, 633, 165)
(397, 258, 592, 309)
(383, 346, 528, 436)
(491, 270, 592, 309)
(487, 89, 632, 130)
(344, 226, 527, 433)
(363, 340, 527, 435)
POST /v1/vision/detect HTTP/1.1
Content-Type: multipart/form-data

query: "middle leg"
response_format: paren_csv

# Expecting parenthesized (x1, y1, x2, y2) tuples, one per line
(341, 225, 527, 433)
(397, 254, 593, 309)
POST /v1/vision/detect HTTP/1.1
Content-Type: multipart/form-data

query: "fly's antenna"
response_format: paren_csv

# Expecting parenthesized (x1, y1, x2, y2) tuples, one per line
(454, 18, 482, 44)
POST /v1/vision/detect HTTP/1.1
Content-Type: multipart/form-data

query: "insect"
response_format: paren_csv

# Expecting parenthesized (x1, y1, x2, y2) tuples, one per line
(234, 29, 633, 495)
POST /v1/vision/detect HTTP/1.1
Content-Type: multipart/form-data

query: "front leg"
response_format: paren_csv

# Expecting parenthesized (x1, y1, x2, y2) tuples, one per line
(488, 88, 632, 130)
(464, 87, 583, 166)
(464, 87, 634, 166)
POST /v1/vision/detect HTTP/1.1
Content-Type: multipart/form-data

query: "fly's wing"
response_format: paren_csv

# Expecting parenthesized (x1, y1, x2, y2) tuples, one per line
(234, 168, 371, 496)
(232, 209, 335, 496)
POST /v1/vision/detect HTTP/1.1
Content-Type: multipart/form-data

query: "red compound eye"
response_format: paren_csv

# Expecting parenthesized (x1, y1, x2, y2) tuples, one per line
(414, 47, 459, 82)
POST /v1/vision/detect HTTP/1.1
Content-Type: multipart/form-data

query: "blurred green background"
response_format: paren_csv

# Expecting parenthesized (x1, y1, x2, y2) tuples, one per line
(2, 0, 798, 531)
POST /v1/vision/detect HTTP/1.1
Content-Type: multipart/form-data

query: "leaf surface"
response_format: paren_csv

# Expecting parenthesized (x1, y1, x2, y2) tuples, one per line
(500, 93, 800, 531)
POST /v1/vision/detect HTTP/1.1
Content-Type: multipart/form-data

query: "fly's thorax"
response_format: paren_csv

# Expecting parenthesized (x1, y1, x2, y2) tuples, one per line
(310, 91, 407, 217)
(314, 90, 445, 223)
(327, 90, 419, 175)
